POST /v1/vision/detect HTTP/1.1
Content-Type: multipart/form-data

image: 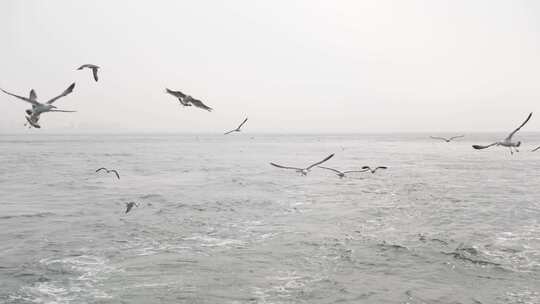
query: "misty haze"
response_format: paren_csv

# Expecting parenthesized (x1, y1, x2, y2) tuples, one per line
(1, 1, 539, 303)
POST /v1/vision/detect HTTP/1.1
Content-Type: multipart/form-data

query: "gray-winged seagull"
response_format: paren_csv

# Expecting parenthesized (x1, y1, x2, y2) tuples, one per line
(472, 112, 532, 154)
(77, 64, 100, 82)
(224, 117, 248, 135)
(270, 154, 335, 176)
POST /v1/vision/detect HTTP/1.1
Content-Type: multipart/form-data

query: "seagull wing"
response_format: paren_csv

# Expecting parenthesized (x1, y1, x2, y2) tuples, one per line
(343, 170, 370, 174)
(47, 83, 76, 104)
(237, 117, 248, 129)
(306, 153, 335, 170)
(270, 162, 302, 170)
(506, 112, 532, 140)
(110, 170, 120, 179)
(224, 129, 236, 135)
(532, 146, 540, 152)
(77, 64, 95, 70)
(317, 166, 342, 174)
(0, 88, 38, 105)
(190, 98, 213, 112)
(361, 166, 371, 170)
(92, 67, 99, 82)
(29, 89, 37, 101)
(430, 136, 448, 141)
(376, 166, 388, 170)
(165, 88, 186, 99)
(472, 143, 497, 150)
(48, 109, 77, 113)
(125, 203, 133, 214)
(96, 167, 108, 172)
(449, 135, 464, 141)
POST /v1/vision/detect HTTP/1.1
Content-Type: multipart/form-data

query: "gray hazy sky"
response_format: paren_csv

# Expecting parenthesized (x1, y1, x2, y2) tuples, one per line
(1, 0, 540, 133)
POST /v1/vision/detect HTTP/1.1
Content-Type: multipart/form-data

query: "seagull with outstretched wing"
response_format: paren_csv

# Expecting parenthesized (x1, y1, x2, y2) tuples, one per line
(430, 135, 464, 142)
(77, 64, 100, 82)
(96, 167, 120, 179)
(361, 166, 388, 174)
(472, 112, 532, 154)
(1, 83, 77, 128)
(224, 117, 248, 135)
(270, 153, 335, 176)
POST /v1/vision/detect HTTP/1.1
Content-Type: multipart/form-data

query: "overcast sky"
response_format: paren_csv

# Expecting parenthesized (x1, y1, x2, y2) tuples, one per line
(1, 0, 539, 133)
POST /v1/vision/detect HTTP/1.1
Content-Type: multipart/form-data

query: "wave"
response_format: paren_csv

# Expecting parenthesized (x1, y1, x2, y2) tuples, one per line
(0, 212, 55, 220)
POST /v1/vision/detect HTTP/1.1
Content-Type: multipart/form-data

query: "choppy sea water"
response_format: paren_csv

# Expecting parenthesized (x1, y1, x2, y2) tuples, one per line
(0, 133, 539, 304)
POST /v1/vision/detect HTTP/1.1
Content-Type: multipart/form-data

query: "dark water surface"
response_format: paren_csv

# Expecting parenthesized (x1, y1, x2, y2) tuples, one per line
(1, 134, 539, 303)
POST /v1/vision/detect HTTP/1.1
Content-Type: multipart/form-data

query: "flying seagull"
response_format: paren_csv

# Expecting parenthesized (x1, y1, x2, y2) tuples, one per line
(472, 112, 532, 154)
(224, 117, 248, 135)
(361, 166, 388, 174)
(165, 88, 192, 106)
(1, 83, 77, 128)
(165, 88, 213, 111)
(430, 135, 464, 142)
(317, 166, 368, 178)
(77, 64, 100, 82)
(125, 202, 139, 214)
(96, 167, 120, 179)
(270, 153, 334, 176)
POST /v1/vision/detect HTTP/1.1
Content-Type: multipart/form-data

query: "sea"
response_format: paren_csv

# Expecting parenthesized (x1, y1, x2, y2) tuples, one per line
(0, 133, 539, 304)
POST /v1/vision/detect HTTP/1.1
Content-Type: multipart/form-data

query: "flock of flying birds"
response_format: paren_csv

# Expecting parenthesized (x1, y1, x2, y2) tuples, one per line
(2, 65, 539, 212)
(0, 64, 246, 134)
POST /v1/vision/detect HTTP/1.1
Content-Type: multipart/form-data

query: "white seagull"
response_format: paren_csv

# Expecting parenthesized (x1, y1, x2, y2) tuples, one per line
(1, 83, 77, 128)
(430, 135, 464, 142)
(270, 154, 335, 176)
(96, 167, 120, 179)
(77, 64, 100, 82)
(472, 112, 532, 154)
(317, 166, 368, 178)
(361, 166, 388, 174)
(224, 117, 248, 135)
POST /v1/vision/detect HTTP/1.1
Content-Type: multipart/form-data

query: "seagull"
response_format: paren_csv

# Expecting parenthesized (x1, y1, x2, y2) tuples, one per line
(165, 88, 213, 111)
(77, 64, 100, 82)
(1, 83, 76, 120)
(224, 117, 248, 135)
(270, 153, 334, 176)
(361, 166, 388, 174)
(125, 202, 139, 214)
(472, 112, 532, 154)
(165, 88, 192, 106)
(95, 167, 120, 179)
(430, 135, 464, 142)
(316, 166, 368, 178)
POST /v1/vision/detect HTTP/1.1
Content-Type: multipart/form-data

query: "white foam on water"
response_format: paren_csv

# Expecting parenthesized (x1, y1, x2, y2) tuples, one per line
(14, 255, 116, 303)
